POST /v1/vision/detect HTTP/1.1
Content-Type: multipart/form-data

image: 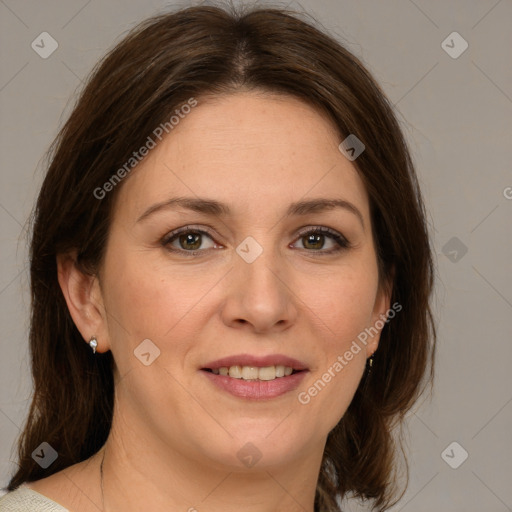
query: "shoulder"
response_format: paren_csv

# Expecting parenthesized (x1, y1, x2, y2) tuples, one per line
(0, 485, 69, 511)
(0, 453, 102, 512)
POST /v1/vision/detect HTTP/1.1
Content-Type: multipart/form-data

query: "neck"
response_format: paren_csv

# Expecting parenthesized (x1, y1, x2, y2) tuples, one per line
(98, 428, 323, 512)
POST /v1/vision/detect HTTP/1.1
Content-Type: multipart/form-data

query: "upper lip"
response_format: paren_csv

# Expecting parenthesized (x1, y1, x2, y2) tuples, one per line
(202, 353, 309, 371)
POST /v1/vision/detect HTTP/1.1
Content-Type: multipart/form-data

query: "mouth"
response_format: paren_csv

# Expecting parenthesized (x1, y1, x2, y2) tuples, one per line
(200, 354, 309, 399)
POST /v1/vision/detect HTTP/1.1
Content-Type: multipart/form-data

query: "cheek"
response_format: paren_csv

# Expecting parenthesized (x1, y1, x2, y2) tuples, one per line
(101, 250, 218, 357)
(101, 253, 208, 412)
(304, 261, 379, 346)
(294, 261, 378, 428)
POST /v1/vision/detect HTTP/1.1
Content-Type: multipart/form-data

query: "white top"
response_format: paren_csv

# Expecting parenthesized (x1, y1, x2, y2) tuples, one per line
(0, 485, 69, 511)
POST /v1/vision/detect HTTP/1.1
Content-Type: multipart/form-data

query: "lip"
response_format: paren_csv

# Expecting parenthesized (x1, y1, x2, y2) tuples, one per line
(202, 353, 309, 371)
(201, 369, 308, 400)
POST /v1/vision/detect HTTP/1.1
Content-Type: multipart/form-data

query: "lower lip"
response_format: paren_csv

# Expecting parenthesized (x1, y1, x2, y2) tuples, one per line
(201, 370, 308, 400)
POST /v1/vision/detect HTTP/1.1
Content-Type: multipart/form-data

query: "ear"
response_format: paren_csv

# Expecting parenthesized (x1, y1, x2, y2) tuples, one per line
(366, 265, 395, 358)
(56, 252, 110, 353)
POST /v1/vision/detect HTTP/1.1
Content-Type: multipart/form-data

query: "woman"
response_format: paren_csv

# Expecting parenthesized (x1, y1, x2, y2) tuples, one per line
(1, 4, 436, 511)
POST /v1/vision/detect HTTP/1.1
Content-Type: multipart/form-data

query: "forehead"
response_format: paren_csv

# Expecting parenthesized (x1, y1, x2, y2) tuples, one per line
(113, 91, 370, 224)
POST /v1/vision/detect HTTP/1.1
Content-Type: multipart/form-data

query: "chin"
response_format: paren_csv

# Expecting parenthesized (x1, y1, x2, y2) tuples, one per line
(200, 421, 311, 470)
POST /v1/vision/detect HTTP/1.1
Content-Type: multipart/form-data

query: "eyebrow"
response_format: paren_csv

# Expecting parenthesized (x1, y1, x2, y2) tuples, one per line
(136, 196, 365, 230)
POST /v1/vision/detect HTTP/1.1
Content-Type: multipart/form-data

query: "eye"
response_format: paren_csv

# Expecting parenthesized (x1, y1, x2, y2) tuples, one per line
(162, 226, 220, 255)
(291, 226, 350, 254)
(161, 225, 350, 257)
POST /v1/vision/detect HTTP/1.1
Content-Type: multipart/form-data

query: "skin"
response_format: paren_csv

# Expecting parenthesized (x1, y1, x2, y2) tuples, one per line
(29, 91, 391, 512)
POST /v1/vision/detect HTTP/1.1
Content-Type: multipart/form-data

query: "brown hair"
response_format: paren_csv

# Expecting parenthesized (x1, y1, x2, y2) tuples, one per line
(7, 4, 436, 510)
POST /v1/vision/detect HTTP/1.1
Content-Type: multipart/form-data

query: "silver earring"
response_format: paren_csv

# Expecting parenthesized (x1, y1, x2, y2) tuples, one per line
(89, 337, 98, 354)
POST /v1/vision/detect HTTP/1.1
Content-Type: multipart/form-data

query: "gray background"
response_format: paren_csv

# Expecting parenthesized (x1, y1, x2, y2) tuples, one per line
(0, 0, 511, 510)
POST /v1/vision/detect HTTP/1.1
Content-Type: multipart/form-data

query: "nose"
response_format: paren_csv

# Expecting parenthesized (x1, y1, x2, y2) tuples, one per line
(220, 245, 298, 334)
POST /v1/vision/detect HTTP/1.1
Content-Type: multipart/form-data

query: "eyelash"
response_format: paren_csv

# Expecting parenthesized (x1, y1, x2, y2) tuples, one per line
(161, 225, 350, 257)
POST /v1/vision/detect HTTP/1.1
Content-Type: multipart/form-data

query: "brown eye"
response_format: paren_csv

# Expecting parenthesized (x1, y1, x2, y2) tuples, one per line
(177, 232, 202, 251)
(292, 227, 350, 254)
(162, 225, 349, 257)
(162, 228, 217, 254)
(302, 233, 326, 250)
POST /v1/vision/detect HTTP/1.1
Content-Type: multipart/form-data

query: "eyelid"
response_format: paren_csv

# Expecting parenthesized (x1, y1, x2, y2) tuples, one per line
(294, 225, 348, 241)
(292, 225, 350, 253)
(161, 224, 219, 248)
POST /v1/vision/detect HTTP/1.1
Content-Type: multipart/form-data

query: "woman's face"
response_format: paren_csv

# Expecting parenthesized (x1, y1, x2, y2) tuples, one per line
(97, 91, 390, 470)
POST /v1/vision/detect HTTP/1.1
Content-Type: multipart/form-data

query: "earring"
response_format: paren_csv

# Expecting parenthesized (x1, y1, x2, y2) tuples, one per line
(367, 352, 375, 374)
(89, 336, 98, 354)
(361, 352, 376, 393)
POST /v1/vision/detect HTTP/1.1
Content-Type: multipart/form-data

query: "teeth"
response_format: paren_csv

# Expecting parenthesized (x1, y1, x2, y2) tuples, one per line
(241, 366, 259, 380)
(228, 366, 243, 379)
(258, 366, 276, 381)
(213, 365, 296, 381)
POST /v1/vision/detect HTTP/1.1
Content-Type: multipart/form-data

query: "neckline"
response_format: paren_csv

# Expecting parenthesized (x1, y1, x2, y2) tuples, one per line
(17, 483, 69, 509)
